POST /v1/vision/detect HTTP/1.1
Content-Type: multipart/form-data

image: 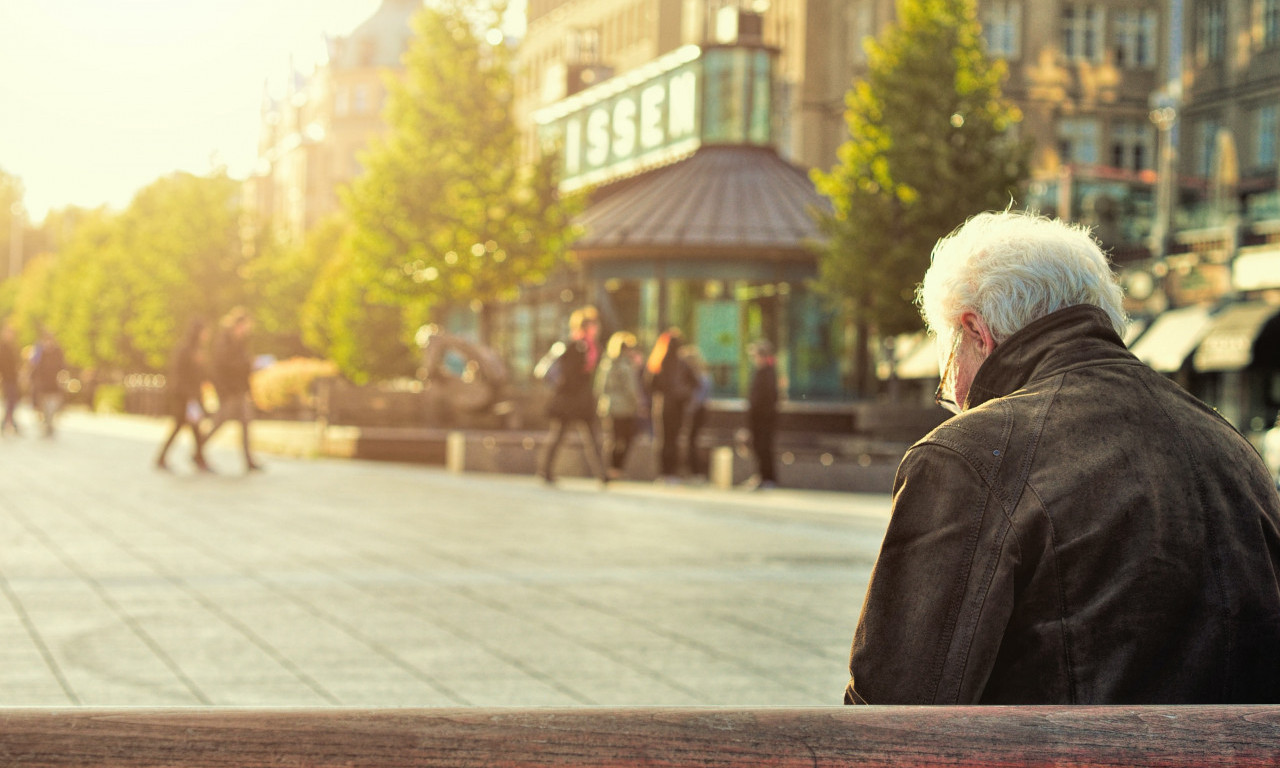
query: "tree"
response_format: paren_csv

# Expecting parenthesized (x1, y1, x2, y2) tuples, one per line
(301, 237, 416, 384)
(299, 216, 416, 383)
(338, 0, 577, 380)
(13, 172, 254, 373)
(245, 213, 337, 359)
(811, 0, 1028, 397)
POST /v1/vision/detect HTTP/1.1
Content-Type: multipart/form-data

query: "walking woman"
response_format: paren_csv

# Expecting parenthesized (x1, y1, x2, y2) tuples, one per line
(596, 331, 643, 479)
(156, 319, 212, 472)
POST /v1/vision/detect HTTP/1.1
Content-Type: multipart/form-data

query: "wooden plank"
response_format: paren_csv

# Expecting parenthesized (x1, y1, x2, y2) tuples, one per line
(0, 706, 1276, 767)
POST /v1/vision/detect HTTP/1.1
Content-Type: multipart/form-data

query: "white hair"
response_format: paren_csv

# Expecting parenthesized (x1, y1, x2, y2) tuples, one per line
(917, 210, 1127, 348)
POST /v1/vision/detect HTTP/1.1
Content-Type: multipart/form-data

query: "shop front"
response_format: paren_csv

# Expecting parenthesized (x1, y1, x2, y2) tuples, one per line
(572, 146, 843, 401)
(534, 42, 845, 403)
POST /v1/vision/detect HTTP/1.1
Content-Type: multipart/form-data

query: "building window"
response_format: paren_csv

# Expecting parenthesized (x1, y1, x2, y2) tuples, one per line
(569, 27, 601, 63)
(982, 0, 1022, 59)
(1265, 0, 1280, 48)
(1110, 120, 1153, 171)
(1062, 4, 1105, 63)
(1197, 0, 1226, 62)
(1256, 105, 1279, 169)
(1058, 117, 1100, 165)
(354, 84, 370, 114)
(1113, 8, 1158, 68)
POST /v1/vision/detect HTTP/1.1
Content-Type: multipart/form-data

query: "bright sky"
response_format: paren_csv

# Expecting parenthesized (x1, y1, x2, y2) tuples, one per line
(0, 1, 386, 222)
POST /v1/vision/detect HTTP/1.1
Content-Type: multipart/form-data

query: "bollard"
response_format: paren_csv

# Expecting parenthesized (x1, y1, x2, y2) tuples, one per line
(446, 431, 466, 474)
(710, 446, 734, 489)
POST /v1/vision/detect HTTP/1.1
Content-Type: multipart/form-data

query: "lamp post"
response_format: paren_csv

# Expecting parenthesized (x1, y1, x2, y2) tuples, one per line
(7, 202, 22, 281)
(1149, 102, 1178, 260)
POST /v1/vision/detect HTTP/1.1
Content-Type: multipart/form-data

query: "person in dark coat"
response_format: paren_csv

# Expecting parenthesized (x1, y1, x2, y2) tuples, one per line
(847, 210, 1280, 705)
(28, 330, 65, 437)
(537, 306, 608, 485)
(746, 339, 778, 489)
(682, 345, 712, 481)
(203, 308, 261, 472)
(0, 325, 22, 436)
(155, 319, 212, 472)
(646, 328, 698, 482)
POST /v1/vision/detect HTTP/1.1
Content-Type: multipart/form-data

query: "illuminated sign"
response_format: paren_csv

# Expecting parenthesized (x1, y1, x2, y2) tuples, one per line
(535, 45, 774, 191)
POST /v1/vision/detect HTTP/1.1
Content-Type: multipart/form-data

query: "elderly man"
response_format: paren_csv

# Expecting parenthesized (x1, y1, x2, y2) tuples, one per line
(846, 210, 1280, 705)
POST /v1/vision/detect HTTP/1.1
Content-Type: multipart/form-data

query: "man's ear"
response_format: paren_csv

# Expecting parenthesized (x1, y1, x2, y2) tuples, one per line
(958, 311, 997, 356)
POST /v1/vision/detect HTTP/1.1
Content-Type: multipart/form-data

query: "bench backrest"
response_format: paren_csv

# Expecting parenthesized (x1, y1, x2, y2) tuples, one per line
(3, 706, 1278, 766)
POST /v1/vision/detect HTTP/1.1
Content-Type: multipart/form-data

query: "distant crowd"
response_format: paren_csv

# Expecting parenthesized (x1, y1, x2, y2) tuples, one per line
(535, 306, 778, 489)
(0, 325, 69, 439)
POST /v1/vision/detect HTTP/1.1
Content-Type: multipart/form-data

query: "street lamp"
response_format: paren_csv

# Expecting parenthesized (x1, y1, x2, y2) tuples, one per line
(1148, 103, 1178, 260)
(7, 202, 22, 280)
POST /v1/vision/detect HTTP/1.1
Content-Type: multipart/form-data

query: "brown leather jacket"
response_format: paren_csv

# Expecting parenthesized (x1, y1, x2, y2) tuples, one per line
(847, 305, 1280, 704)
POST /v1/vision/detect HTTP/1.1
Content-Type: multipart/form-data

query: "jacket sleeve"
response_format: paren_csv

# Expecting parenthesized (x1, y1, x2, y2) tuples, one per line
(845, 441, 1017, 705)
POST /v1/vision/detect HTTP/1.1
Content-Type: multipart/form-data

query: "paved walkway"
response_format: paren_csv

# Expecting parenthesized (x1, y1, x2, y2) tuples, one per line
(0, 409, 892, 707)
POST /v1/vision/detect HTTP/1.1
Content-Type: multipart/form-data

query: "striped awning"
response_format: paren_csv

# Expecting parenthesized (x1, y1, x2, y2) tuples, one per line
(1193, 301, 1280, 372)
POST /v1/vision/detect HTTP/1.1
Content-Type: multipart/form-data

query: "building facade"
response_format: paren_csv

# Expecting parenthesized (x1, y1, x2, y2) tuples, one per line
(1119, 0, 1280, 438)
(246, 0, 419, 246)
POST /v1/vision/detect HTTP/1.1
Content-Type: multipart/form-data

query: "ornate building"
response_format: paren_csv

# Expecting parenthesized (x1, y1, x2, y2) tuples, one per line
(246, 0, 420, 245)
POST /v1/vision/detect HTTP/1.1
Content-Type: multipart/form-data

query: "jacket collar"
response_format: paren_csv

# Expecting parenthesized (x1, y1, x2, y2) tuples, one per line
(965, 304, 1132, 410)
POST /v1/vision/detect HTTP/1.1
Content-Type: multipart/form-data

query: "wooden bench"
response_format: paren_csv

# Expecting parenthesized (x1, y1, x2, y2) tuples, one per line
(2, 706, 1277, 766)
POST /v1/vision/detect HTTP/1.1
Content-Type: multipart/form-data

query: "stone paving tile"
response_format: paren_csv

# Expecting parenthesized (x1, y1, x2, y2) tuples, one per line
(0, 410, 892, 707)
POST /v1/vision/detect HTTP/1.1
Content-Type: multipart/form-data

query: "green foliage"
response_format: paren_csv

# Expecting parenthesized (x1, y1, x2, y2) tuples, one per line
(300, 237, 418, 384)
(336, 0, 577, 381)
(246, 214, 339, 358)
(8, 172, 254, 373)
(93, 383, 126, 414)
(9, 252, 55, 344)
(812, 0, 1030, 388)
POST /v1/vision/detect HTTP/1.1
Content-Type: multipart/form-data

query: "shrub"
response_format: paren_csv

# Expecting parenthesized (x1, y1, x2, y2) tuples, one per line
(251, 357, 340, 414)
(94, 383, 126, 414)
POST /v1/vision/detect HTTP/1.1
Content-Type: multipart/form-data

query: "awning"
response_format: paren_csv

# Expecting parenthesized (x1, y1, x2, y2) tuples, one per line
(1129, 304, 1214, 373)
(572, 145, 830, 258)
(1192, 301, 1280, 372)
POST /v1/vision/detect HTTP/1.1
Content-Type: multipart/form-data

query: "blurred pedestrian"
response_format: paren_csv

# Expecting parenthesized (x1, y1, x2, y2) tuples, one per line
(0, 325, 22, 436)
(155, 319, 212, 472)
(596, 331, 643, 480)
(537, 306, 608, 485)
(746, 339, 778, 489)
(29, 329, 65, 438)
(204, 308, 262, 472)
(682, 345, 712, 482)
(646, 328, 698, 482)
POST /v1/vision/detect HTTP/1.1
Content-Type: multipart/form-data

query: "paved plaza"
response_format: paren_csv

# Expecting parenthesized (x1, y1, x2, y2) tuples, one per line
(0, 410, 892, 707)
